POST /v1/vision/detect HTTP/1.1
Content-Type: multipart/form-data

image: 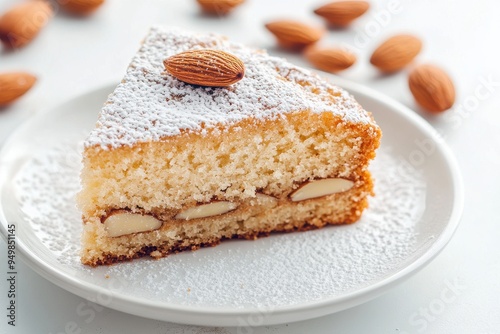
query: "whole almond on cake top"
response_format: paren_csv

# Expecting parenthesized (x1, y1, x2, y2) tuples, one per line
(265, 20, 325, 50)
(0, 72, 37, 106)
(409, 64, 455, 113)
(314, 1, 370, 27)
(305, 46, 357, 73)
(370, 34, 422, 72)
(164, 49, 245, 87)
(196, 0, 245, 15)
(0, 1, 54, 48)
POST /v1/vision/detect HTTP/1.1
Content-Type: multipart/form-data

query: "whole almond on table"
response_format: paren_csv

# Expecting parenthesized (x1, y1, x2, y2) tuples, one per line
(58, 0, 105, 16)
(265, 20, 325, 50)
(196, 0, 245, 15)
(314, 1, 370, 27)
(370, 34, 422, 73)
(163, 49, 245, 87)
(0, 1, 54, 48)
(305, 46, 356, 73)
(409, 64, 455, 113)
(0, 72, 37, 107)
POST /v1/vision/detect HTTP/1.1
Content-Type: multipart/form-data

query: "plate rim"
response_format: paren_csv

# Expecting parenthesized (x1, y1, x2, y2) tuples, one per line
(0, 77, 464, 326)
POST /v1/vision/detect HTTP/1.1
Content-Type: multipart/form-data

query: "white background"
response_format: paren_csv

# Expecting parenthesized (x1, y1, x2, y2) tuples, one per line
(1, 0, 499, 333)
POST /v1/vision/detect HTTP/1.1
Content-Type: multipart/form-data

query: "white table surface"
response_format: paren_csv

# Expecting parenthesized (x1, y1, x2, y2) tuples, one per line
(1, 0, 499, 333)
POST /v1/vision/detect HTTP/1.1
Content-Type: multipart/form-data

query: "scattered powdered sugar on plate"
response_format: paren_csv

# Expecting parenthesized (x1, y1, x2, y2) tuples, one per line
(14, 140, 426, 308)
(14, 143, 85, 267)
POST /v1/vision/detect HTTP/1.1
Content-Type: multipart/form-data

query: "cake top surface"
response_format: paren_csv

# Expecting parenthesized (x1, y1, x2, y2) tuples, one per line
(86, 26, 375, 149)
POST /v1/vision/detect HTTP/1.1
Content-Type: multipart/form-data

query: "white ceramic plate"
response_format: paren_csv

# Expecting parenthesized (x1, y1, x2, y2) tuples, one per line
(0, 79, 463, 327)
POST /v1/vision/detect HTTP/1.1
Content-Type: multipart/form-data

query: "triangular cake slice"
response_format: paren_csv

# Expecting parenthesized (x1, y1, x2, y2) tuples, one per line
(78, 26, 381, 266)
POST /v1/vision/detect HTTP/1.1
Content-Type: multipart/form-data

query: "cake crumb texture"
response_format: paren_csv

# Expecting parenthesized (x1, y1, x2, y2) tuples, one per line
(79, 111, 379, 216)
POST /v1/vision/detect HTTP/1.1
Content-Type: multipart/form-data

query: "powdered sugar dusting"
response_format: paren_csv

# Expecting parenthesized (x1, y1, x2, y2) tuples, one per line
(14, 140, 425, 308)
(86, 27, 373, 149)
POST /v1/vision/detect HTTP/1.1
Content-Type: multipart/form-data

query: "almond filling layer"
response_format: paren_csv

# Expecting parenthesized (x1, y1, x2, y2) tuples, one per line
(101, 178, 354, 238)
